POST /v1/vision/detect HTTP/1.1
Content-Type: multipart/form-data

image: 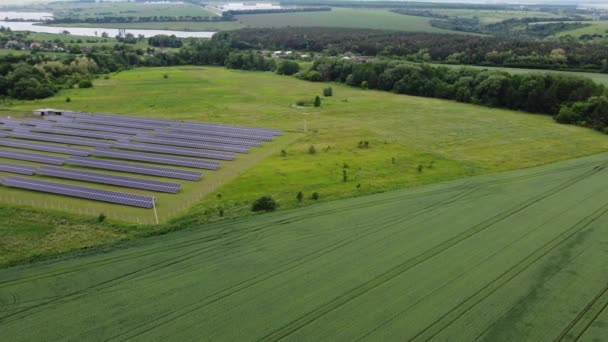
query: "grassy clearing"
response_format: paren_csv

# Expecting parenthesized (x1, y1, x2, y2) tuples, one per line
(3, 65, 608, 265)
(1, 152, 608, 340)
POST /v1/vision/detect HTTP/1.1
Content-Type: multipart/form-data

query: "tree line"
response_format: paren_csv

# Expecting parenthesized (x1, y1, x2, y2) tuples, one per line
(218, 28, 608, 72)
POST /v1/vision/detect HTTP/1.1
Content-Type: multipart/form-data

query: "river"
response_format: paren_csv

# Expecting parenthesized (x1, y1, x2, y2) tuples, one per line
(0, 21, 215, 38)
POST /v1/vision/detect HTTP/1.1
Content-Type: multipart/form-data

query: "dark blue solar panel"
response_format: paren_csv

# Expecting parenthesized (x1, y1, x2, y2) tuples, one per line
(52, 121, 152, 135)
(151, 131, 262, 147)
(168, 127, 273, 141)
(181, 122, 281, 137)
(67, 156, 202, 181)
(114, 142, 235, 160)
(38, 166, 181, 193)
(0, 139, 91, 156)
(4, 176, 154, 208)
(30, 127, 133, 141)
(0, 149, 65, 165)
(134, 136, 249, 154)
(93, 148, 220, 170)
(11, 132, 114, 148)
(0, 133, 7, 138)
(0, 161, 36, 175)
(74, 117, 171, 130)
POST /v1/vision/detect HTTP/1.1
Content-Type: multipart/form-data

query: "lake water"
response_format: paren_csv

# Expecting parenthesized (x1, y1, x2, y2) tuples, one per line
(0, 11, 53, 20)
(0, 21, 215, 38)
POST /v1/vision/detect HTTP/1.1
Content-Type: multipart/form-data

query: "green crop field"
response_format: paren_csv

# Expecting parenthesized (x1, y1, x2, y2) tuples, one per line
(553, 20, 608, 38)
(420, 9, 563, 24)
(3, 66, 608, 266)
(235, 8, 466, 33)
(1, 152, 608, 340)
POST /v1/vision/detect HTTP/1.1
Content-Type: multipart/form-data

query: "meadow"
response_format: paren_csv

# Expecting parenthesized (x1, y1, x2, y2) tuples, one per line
(553, 20, 608, 38)
(1, 152, 607, 340)
(3, 66, 608, 265)
(417, 9, 563, 24)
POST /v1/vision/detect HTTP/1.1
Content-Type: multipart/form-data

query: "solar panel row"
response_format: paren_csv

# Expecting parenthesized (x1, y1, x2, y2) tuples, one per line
(0, 149, 65, 165)
(68, 112, 179, 127)
(11, 132, 115, 148)
(151, 131, 262, 147)
(181, 122, 281, 137)
(38, 166, 181, 193)
(30, 127, 133, 141)
(52, 121, 152, 135)
(114, 142, 235, 161)
(67, 157, 202, 181)
(4, 176, 154, 208)
(93, 148, 220, 170)
(0, 133, 7, 138)
(168, 127, 273, 141)
(0, 139, 91, 156)
(0, 162, 36, 175)
(73, 117, 171, 131)
(134, 136, 250, 154)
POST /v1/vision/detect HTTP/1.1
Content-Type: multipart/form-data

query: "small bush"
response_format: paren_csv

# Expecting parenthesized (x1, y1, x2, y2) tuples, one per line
(280, 149, 287, 157)
(311, 192, 319, 200)
(219, 209, 224, 217)
(309, 145, 316, 154)
(104, 75, 110, 80)
(98, 213, 106, 222)
(78, 80, 93, 88)
(343, 169, 348, 182)
(323, 87, 333, 97)
(297, 191, 304, 202)
(65, 97, 71, 103)
(314, 95, 321, 107)
(418, 164, 424, 173)
(163, 74, 169, 79)
(252, 195, 278, 212)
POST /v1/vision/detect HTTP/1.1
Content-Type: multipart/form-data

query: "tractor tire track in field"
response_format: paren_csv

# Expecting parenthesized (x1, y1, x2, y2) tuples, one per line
(554, 281, 608, 341)
(409, 196, 608, 341)
(102, 187, 480, 341)
(355, 194, 596, 342)
(0, 156, 592, 289)
(254, 163, 607, 342)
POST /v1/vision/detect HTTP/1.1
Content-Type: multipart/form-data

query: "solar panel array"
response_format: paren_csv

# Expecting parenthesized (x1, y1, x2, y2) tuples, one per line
(114, 142, 235, 160)
(11, 132, 115, 148)
(0, 162, 36, 175)
(0, 111, 282, 209)
(67, 157, 202, 181)
(4, 176, 154, 208)
(0, 149, 65, 165)
(151, 131, 261, 147)
(94, 148, 220, 170)
(134, 136, 250, 153)
(38, 166, 181, 193)
(0, 139, 91, 156)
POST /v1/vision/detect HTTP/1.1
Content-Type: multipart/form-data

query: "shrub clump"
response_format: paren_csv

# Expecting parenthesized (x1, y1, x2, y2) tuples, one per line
(252, 195, 278, 212)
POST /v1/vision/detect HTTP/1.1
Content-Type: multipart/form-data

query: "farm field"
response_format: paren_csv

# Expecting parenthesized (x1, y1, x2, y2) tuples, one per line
(235, 8, 465, 33)
(408, 9, 563, 24)
(553, 20, 608, 38)
(48, 20, 243, 32)
(1, 152, 608, 340)
(3, 66, 608, 266)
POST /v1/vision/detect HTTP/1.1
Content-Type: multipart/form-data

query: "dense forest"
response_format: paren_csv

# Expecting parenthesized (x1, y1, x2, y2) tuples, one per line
(218, 28, 608, 72)
(428, 17, 590, 38)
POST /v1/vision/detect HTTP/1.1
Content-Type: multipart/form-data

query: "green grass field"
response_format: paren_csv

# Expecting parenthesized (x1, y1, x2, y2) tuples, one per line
(3, 66, 608, 266)
(44, 1, 217, 19)
(419, 9, 563, 24)
(47, 20, 243, 32)
(235, 8, 464, 33)
(1, 151, 608, 340)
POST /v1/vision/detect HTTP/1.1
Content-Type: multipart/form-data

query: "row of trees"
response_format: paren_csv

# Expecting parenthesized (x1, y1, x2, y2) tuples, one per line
(218, 28, 608, 72)
(299, 58, 608, 132)
(430, 17, 589, 38)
